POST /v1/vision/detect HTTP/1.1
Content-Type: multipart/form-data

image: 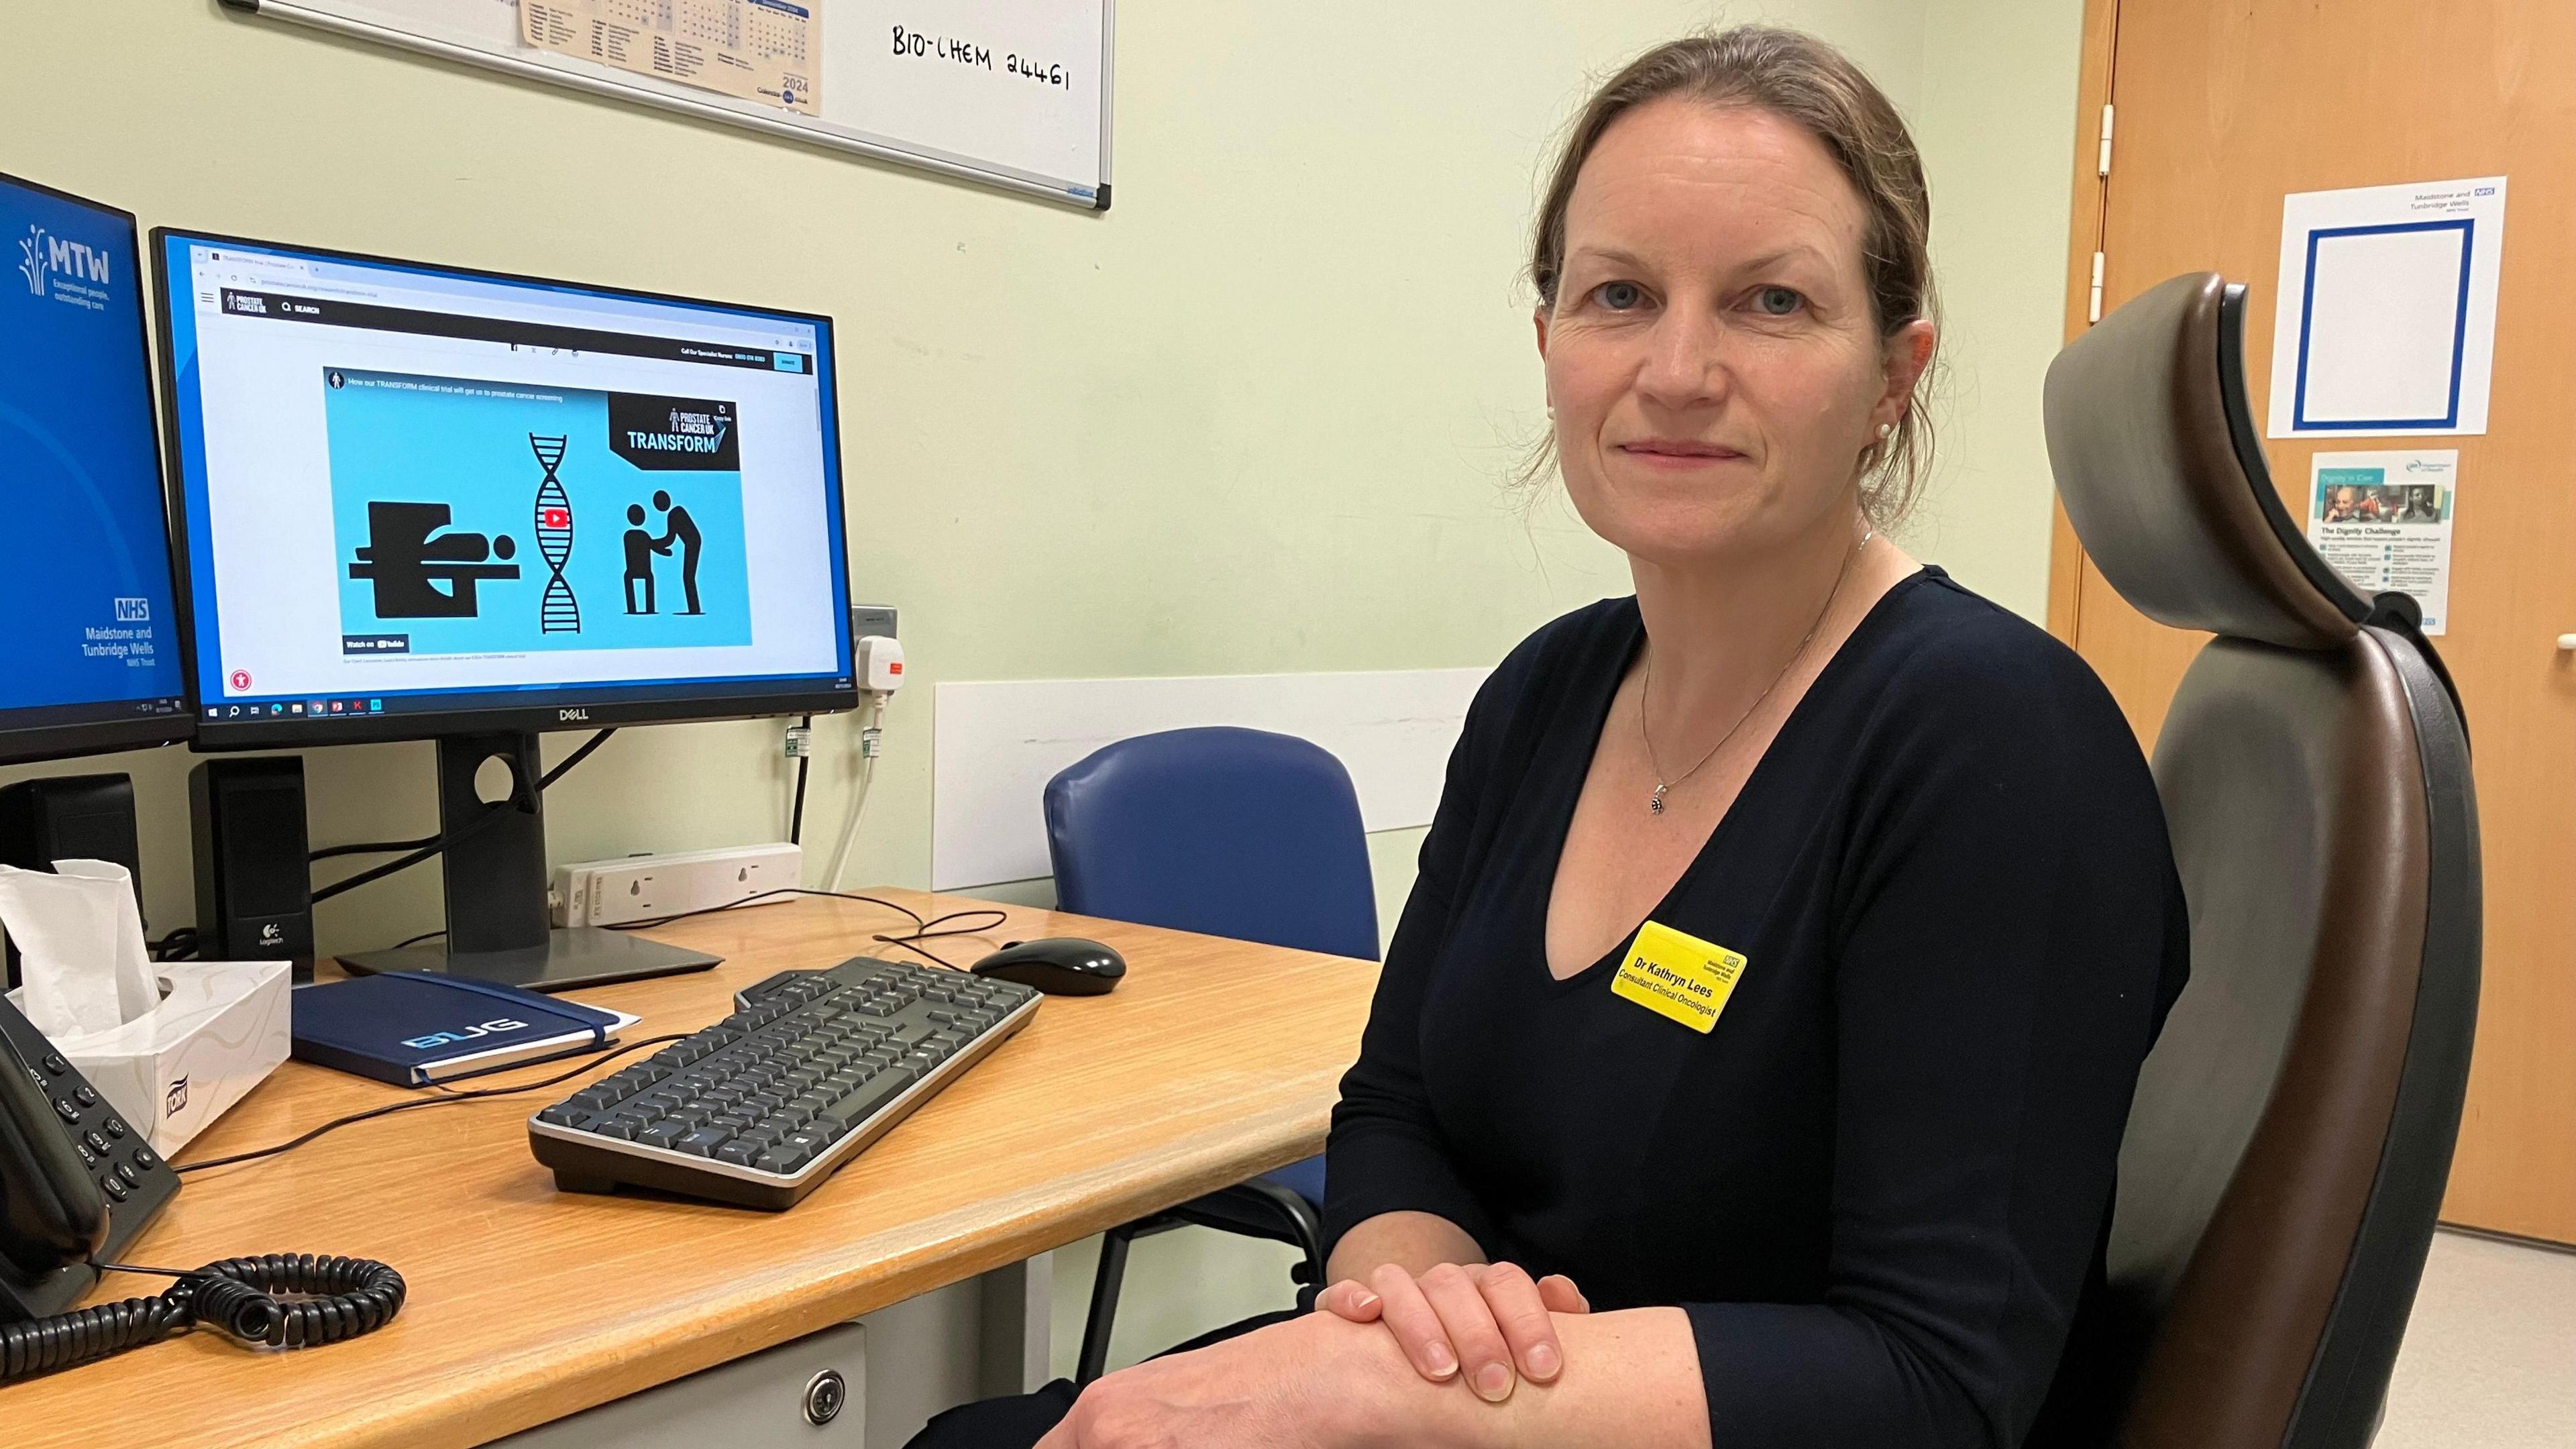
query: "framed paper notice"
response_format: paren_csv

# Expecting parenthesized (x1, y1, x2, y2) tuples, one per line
(2266, 178, 2506, 437)
(219, 0, 1116, 209)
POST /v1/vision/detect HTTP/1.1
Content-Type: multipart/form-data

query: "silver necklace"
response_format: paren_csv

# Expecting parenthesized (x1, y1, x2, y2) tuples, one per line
(1640, 525, 1875, 816)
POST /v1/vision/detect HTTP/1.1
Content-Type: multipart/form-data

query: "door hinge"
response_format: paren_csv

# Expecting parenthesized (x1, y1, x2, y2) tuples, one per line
(2088, 252, 2106, 324)
(2098, 103, 2114, 177)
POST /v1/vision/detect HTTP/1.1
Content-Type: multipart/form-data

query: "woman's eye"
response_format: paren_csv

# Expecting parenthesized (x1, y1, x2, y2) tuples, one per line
(1593, 280, 1647, 311)
(1753, 285, 1805, 317)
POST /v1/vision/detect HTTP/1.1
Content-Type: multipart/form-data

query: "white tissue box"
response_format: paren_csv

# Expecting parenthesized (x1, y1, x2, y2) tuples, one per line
(6, 960, 291, 1155)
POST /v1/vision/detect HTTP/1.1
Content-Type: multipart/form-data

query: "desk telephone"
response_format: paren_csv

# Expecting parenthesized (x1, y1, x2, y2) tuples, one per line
(0, 995, 405, 1383)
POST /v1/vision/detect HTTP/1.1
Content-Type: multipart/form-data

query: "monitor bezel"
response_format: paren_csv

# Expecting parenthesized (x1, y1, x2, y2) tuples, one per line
(0, 169, 193, 768)
(147, 226, 859, 752)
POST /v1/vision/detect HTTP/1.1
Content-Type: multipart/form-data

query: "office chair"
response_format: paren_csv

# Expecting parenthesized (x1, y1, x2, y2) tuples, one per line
(1043, 726, 1379, 1383)
(2035, 272, 2481, 1448)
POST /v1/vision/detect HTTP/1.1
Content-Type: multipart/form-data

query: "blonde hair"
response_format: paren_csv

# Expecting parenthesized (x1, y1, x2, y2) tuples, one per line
(1527, 26, 1940, 525)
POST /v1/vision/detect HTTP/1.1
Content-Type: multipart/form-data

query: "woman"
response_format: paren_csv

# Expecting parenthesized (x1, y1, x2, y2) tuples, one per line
(918, 26, 2186, 1448)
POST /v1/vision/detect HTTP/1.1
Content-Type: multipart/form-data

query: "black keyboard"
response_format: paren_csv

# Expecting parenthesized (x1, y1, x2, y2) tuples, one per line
(526, 957, 1041, 1210)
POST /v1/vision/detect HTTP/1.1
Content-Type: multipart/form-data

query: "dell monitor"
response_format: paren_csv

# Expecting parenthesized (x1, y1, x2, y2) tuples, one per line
(153, 229, 856, 989)
(0, 173, 189, 767)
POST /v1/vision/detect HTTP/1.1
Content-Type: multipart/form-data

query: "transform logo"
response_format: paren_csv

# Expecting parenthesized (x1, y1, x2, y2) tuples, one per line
(18, 223, 111, 298)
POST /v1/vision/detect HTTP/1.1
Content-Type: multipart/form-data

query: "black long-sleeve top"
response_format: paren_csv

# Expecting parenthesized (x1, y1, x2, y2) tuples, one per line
(1325, 570, 2188, 1448)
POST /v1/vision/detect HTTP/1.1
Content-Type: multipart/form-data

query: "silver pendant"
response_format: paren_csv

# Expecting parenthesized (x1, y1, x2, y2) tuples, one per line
(1648, 784, 1668, 816)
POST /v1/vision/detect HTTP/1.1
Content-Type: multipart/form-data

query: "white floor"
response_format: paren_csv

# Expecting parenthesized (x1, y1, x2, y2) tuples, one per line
(1051, 1224, 2576, 1441)
(2379, 1229, 2576, 1448)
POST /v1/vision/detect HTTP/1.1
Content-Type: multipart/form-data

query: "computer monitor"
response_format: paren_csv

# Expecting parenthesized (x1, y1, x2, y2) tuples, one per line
(0, 172, 189, 767)
(153, 229, 857, 988)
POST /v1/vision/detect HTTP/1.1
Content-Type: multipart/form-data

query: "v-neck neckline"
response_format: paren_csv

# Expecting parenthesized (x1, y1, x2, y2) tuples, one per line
(1533, 567, 1938, 994)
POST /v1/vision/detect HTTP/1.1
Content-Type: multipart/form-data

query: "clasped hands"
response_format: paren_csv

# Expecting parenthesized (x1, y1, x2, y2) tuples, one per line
(1033, 1262, 1588, 1449)
(1318, 1260, 1592, 1402)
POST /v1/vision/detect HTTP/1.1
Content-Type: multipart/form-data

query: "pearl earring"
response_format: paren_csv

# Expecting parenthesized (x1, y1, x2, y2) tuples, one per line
(1876, 421, 1894, 440)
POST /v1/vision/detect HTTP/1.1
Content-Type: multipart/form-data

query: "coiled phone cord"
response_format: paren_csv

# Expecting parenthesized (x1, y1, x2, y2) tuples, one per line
(0, 1253, 406, 1383)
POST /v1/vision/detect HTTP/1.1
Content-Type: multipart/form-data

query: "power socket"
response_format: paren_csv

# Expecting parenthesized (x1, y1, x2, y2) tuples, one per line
(553, 843, 803, 928)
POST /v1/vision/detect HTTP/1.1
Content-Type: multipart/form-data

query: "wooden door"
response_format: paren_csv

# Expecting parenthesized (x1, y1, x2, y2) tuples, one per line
(2050, 1, 2576, 1244)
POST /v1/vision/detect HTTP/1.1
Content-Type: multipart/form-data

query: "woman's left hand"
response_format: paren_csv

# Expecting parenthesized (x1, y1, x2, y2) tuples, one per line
(1034, 1311, 1407, 1448)
(1318, 1261, 1591, 1401)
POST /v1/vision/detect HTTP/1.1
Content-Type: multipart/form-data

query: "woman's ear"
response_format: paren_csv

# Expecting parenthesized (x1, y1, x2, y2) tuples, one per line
(1534, 306, 1552, 360)
(1875, 318, 1935, 428)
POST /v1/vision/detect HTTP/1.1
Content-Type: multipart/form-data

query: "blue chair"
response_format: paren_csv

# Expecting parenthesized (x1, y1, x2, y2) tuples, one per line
(1044, 726, 1379, 1382)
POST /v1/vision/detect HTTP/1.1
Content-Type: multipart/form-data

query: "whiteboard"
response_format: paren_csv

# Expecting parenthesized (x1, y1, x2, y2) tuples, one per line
(222, 0, 1116, 209)
(931, 669, 1489, 890)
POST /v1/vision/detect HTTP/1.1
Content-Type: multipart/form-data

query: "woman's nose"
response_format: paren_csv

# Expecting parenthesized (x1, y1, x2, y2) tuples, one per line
(1635, 309, 1729, 409)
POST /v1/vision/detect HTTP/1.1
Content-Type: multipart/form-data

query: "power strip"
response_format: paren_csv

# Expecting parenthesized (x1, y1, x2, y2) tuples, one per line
(553, 843, 804, 928)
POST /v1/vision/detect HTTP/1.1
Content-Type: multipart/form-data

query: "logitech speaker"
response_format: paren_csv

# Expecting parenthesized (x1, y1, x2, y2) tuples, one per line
(189, 757, 313, 973)
(0, 775, 146, 989)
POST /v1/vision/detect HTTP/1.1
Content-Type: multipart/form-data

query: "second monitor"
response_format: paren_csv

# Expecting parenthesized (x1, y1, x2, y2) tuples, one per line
(154, 231, 858, 987)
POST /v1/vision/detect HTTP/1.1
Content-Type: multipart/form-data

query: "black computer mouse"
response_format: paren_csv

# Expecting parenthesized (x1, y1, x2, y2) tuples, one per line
(970, 937, 1126, 996)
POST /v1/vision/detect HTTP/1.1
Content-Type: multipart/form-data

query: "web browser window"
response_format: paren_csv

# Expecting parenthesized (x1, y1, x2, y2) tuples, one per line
(158, 235, 853, 729)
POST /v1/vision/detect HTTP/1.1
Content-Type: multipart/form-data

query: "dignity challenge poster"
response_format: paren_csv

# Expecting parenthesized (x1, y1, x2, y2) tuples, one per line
(2305, 449, 2459, 635)
(322, 368, 752, 658)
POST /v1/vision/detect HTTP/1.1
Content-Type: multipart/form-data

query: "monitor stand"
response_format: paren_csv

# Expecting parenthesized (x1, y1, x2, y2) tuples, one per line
(337, 731, 718, 993)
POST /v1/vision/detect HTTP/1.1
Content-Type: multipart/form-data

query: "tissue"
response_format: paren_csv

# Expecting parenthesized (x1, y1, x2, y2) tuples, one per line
(0, 859, 162, 1037)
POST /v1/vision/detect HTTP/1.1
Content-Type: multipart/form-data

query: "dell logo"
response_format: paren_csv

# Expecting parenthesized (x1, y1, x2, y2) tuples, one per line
(400, 1018, 531, 1051)
(559, 708, 589, 720)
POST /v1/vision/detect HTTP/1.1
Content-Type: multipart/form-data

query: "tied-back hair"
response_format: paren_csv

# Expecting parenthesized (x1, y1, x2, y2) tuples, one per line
(1527, 27, 1941, 526)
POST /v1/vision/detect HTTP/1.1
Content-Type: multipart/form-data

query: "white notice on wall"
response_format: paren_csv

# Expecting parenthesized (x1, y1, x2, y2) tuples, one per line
(521, 0, 821, 114)
(2267, 178, 2506, 439)
(2306, 451, 2459, 634)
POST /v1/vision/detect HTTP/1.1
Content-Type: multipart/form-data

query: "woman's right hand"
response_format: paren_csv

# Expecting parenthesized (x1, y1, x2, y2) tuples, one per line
(1314, 1261, 1591, 1401)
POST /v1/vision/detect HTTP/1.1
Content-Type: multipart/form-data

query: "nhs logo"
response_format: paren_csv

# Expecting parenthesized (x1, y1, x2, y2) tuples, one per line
(18, 225, 112, 298)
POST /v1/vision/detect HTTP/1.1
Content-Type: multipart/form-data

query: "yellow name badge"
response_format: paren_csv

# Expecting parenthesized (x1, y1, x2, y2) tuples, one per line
(1611, 921, 1748, 1034)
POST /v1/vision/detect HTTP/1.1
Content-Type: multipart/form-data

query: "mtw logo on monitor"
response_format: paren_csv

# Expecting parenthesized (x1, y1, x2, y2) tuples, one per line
(19, 223, 112, 298)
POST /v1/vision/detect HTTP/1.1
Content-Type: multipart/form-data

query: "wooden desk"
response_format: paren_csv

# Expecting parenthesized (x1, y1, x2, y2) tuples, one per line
(0, 893, 1377, 1448)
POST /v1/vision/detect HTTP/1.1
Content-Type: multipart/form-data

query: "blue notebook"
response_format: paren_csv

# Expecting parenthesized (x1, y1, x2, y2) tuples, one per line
(291, 972, 637, 1087)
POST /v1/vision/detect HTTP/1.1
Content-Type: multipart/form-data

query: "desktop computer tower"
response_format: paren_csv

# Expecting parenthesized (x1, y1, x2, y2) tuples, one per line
(189, 757, 315, 973)
(0, 775, 146, 990)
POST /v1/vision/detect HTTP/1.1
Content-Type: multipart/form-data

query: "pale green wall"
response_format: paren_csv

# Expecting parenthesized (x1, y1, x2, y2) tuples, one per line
(1, 0, 2082, 1369)
(1910, 0, 2090, 617)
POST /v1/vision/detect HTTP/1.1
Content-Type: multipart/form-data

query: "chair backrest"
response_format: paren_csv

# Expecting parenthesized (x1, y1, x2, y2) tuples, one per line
(2037, 273, 2481, 1449)
(1043, 726, 1381, 962)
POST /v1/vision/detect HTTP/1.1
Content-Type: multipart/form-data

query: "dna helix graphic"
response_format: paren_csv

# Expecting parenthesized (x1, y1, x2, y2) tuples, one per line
(530, 434, 578, 634)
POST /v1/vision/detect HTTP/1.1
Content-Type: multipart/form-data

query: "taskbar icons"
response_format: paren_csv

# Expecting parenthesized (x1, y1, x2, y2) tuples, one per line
(203, 697, 384, 721)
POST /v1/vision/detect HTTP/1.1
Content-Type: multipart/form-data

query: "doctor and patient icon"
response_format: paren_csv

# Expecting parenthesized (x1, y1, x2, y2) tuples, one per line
(621, 491, 703, 616)
(350, 488, 704, 620)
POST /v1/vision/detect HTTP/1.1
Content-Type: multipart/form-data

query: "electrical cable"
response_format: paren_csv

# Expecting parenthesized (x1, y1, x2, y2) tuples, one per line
(824, 694, 888, 892)
(788, 713, 814, 845)
(173, 1032, 687, 1175)
(308, 729, 616, 904)
(597, 889, 1002, 971)
(0, 1253, 407, 1383)
(308, 833, 438, 864)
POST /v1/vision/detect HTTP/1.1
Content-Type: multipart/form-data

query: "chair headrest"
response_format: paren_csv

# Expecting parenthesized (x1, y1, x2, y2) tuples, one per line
(2044, 272, 2367, 650)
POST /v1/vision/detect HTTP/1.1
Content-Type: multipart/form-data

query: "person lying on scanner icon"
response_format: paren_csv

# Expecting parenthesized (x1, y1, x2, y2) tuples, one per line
(347, 501, 520, 619)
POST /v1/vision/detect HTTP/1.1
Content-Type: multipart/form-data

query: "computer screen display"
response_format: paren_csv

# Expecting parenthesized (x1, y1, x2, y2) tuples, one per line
(0, 172, 189, 765)
(154, 230, 855, 746)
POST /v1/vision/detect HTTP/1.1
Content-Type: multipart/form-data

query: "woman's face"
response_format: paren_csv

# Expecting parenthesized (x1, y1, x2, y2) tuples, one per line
(1538, 99, 1932, 567)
